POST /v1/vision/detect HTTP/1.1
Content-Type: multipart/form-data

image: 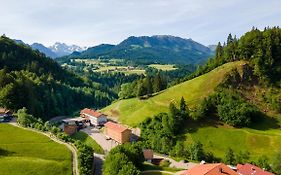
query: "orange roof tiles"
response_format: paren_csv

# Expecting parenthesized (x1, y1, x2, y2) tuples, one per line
(237, 164, 275, 175)
(80, 108, 104, 118)
(104, 121, 129, 133)
(0, 108, 11, 114)
(182, 163, 239, 175)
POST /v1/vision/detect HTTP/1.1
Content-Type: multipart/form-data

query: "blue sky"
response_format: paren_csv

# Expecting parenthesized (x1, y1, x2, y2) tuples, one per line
(1, 0, 281, 47)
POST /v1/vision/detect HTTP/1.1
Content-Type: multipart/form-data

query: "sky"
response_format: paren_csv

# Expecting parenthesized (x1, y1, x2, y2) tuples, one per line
(0, 0, 281, 47)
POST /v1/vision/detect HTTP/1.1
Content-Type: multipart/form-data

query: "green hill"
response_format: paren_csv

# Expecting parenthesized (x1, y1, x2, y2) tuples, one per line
(0, 124, 72, 175)
(102, 61, 246, 126)
(59, 35, 213, 64)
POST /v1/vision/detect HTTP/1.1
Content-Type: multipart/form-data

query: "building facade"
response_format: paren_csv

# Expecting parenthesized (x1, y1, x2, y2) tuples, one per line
(80, 108, 107, 126)
(104, 121, 131, 144)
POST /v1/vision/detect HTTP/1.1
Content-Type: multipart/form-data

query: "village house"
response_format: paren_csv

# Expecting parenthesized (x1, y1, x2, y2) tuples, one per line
(143, 149, 154, 162)
(237, 163, 275, 175)
(181, 163, 239, 175)
(80, 108, 107, 126)
(0, 108, 13, 122)
(62, 118, 86, 135)
(104, 121, 131, 144)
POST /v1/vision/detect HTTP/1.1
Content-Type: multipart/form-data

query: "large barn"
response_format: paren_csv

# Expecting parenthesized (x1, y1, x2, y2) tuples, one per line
(104, 121, 131, 144)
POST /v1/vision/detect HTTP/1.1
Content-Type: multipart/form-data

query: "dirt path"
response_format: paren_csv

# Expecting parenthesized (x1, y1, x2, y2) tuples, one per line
(9, 120, 79, 175)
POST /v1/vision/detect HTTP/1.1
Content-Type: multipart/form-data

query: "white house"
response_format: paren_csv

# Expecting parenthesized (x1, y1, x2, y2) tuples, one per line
(80, 108, 107, 126)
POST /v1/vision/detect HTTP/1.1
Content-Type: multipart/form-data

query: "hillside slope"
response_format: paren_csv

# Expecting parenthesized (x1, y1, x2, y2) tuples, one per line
(60, 35, 213, 64)
(102, 61, 246, 126)
(0, 124, 72, 175)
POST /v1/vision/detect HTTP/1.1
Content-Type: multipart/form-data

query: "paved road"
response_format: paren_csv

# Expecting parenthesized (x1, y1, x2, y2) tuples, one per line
(8, 119, 79, 175)
(82, 127, 118, 153)
(94, 153, 105, 175)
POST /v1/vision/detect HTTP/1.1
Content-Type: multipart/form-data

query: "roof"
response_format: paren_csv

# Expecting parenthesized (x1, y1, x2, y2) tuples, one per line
(80, 108, 105, 118)
(237, 164, 275, 175)
(104, 121, 130, 133)
(182, 163, 239, 175)
(0, 108, 11, 114)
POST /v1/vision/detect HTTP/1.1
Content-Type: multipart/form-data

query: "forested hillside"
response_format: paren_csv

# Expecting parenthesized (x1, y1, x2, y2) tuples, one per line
(58, 35, 213, 64)
(0, 36, 115, 120)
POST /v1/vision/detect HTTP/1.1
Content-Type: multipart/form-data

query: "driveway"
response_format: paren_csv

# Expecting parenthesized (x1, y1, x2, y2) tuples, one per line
(153, 154, 198, 170)
(81, 127, 118, 153)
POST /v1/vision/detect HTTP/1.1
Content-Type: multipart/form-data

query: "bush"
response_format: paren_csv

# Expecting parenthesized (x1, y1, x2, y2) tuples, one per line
(159, 159, 171, 167)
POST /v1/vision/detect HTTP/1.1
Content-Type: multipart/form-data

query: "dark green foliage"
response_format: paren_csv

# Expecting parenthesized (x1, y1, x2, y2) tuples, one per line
(188, 141, 204, 161)
(119, 72, 167, 99)
(0, 36, 115, 120)
(217, 91, 258, 127)
(140, 98, 190, 153)
(182, 27, 281, 85)
(192, 89, 259, 127)
(255, 155, 271, 171)
(103, 143, 143, 175)
(75, 141, 94, 175)
(236, 151, 250, 164)
(272, 153, 281, 175)
(16, 107, 36, 127)
(224, 148, 236, 165)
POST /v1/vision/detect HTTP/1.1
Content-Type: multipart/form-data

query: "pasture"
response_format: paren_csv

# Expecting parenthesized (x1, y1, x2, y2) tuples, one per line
(0, 124, 72, 175)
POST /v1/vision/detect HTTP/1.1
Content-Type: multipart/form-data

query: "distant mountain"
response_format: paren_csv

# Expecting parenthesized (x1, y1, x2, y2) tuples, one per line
(208, 45, 217, 52)
(31, 43, 58, 58)
(49, 42, 86, 57)
(12, 39, 86, 58)
(61, 35, 214, 64)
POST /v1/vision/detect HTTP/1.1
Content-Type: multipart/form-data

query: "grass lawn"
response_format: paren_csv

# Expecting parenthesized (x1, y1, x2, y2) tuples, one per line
(141, 162, 181, 173)
(142, 172, 174, 175)
(184, 125, 281, 162)
(0, 124, 72, 175)
(71, 131, 104, 154)
(102, 61, 246, 126)
(148, 64, 177, 71)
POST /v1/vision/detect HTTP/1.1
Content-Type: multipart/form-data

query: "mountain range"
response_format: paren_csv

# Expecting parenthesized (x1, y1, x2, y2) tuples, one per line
(59, 35, 214, 64)
(14, 39, 86, 58)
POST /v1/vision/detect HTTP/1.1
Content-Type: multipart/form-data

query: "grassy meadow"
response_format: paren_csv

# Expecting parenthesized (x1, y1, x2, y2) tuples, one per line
(0, 124, 72, 175)
(71, 131, 104, 154)
(148, 64, 177, 71)
(102, 60, 281, 162)
(102, 61, 246, 126)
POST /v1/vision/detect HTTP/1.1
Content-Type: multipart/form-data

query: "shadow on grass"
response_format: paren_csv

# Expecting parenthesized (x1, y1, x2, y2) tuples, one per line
(249, 112, 280, 131)
(0, 148, 14, 156)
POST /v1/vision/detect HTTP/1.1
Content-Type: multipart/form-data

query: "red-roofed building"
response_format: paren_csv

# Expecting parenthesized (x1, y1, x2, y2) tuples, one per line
(237, 164, 275, 175)
(182, 163, 239, 175)
(104, 121, 131, 144)
(80, 108, 107, 126)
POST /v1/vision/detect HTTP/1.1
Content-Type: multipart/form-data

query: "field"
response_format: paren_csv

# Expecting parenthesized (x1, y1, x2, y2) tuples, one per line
(102, 60, 281, 162)
(184, 123, 281, 161)
(71, 131, 104, 154)
(0, 124, 72, 175)
(148, 64, 177, 71)
(102, 61, 246, 126)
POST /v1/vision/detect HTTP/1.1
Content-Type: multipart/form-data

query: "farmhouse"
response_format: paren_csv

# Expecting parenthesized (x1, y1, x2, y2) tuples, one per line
(181, 163, 239, 175)
(104, 121, 131, 144)
(0, 108, 13, 122)
(80, 108, 107, 126)
(237, 163, 275, 175)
